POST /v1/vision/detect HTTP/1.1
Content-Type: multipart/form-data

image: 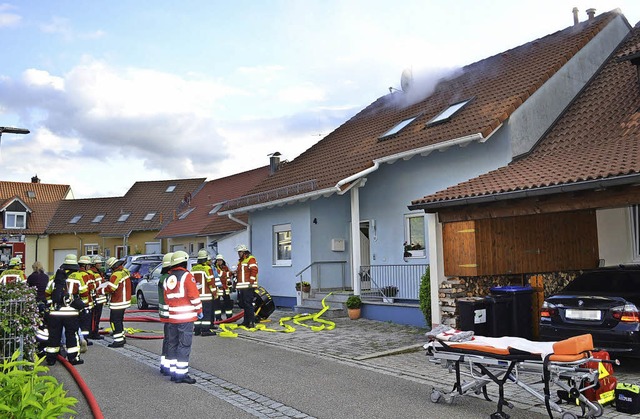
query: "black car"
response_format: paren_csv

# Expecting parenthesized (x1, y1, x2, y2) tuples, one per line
(128, 260, 162, 291)
(539, 265, 640, 356)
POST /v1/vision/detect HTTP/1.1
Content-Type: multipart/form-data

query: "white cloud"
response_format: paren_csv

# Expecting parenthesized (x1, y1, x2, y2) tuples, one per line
(23, 69, 65, 90)
(0, 3, 20, 28)
(277, 83, 326, 103)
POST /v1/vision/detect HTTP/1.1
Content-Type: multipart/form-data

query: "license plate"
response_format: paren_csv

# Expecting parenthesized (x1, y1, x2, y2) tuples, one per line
(565, 309, 601, 321)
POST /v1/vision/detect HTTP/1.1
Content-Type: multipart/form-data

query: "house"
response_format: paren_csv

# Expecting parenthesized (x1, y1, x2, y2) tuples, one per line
(220, 10, 631, 326)
(409, 18, 640, 328)
(45, 178, 205, 271)
(0, 176, 72, 271)
(156, 166, 269, 258)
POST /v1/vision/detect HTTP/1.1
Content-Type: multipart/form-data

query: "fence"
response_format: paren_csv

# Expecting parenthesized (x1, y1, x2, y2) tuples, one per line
(359, 264, 428, 301)
(0, 298, 29, 361)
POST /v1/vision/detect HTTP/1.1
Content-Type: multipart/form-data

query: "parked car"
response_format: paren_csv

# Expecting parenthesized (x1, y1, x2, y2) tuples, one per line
(539, 265, 640, 356)
(135, 258, 238, 309)
(127, 259, 162, 290)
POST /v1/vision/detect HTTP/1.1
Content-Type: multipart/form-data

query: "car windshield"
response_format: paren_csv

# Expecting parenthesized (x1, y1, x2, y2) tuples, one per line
(563, 270, 640, 293)
(129, 263, 153, 275)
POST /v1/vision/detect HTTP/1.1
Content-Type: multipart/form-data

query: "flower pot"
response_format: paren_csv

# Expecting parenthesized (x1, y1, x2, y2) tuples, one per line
(301, 285, 311, 293)
(348, 308, 361, 320)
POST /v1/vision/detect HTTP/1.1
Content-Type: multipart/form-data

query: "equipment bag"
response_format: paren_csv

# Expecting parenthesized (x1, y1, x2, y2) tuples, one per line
(582, 350, 616, 406)
(616, 383, 640, 414)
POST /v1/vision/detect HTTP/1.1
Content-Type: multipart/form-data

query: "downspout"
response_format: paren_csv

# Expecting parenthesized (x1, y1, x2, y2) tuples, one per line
(124, 230, 132, 256)
(227, 214, 251, 250)
(74, 232, 82, 255)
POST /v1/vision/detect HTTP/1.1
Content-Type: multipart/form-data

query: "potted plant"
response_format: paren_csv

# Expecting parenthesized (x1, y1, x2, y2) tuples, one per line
(295, 281, 311, 293)
(404, 241, 425, 258)
(346, 295, 362, 320)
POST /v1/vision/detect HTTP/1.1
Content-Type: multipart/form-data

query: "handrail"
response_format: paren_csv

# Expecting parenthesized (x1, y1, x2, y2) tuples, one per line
(295, 261, 346, 277)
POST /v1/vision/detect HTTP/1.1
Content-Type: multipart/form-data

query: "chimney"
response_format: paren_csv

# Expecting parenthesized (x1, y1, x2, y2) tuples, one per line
(586, 8, 596, 20)
(31, 174, 40, 183)
(572, 7, 579, 26)
(269, 152, 281, 175)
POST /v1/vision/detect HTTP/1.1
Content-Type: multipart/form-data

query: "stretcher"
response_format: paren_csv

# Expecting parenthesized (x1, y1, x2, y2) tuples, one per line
(425, 333, 617, 419)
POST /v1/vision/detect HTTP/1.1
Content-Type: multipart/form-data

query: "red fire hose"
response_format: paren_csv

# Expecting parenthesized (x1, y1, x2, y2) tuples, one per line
(56, 355, 104, 419)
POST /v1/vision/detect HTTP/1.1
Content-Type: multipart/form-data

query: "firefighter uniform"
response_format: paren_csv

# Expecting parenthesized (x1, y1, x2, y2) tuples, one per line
(77, 256, 96, 341)
(44, 254, 86, 366)
(88, 256, 106, 340)
(158, 253, 173, 376)
(164, 251, 202, 384)
(191, 250, 217, 336)
(235, 245, 258, 328)
(0, 257, 26, 284)
(214, 255, 234, 319)
(100, 257, 131, 348)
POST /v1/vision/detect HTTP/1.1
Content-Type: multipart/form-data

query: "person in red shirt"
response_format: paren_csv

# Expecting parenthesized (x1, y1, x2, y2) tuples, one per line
(163, 251, 202, 384)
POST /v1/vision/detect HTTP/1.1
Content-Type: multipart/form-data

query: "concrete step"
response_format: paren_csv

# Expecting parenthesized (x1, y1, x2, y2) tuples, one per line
(293, 291, 351, 318)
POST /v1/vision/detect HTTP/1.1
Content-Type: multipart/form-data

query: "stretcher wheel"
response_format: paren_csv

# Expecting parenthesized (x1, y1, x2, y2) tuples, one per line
(430, 389, 443, 403)
(584, 402, 603, 419)
(561, 413, 577, 419)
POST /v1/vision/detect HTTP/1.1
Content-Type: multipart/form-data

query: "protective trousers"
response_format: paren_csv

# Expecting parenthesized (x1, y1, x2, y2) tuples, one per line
(166, 322, 194, 379)
(222, 291, 233, 319)
(79, 307, 91, 339)
(194, 299, 212, 334)
(160, 322, 171, 374)
(212, 295, 223, 322)
(238, 288, 256, 325)
(90, 303, 103, 338)
(45, 314, 80, 364)
(110, 308, 126, 344)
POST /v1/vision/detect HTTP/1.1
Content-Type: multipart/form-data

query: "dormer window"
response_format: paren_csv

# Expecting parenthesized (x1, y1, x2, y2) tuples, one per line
(379, 116, 417, 140)
(69, 215, 82, 224)
(117, 213, 130, 222)
(165, 185, 176, 192)
(143, 212, 156, 221)
(5, 211, 26, 229)
(427, 99, 471, 126)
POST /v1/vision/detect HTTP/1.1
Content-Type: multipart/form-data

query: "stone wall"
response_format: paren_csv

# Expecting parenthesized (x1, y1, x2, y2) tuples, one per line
(438, 271, 581, 327)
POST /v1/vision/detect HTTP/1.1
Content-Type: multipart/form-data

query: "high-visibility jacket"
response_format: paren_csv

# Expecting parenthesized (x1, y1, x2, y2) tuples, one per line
(78, 268, 95, 309)
(0, 268, 26, 285)
(163, 267, 202, 323)
(89, 266, 107, 304)
(191, 263, 217, 300)
(158, 272, 170, 321)
(45, 271, 82, 317)
(101, 267, 131, 310)
(216, 264, 233, 294)
(67, 271, 90, 307)
(236, 255, 258, 289)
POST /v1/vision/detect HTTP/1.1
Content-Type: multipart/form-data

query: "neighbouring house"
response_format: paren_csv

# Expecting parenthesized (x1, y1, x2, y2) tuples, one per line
(45, 178, 205, 271)
(156, 166, 270, 259)
(220, 9, 631, 326)
(0, 176, 72, 272)
(409, 17, 640, 330)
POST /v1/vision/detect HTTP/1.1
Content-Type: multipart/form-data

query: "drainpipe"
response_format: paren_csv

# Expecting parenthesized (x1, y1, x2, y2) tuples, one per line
(227, 214, 251, 251)
(350, 185, 362, 296)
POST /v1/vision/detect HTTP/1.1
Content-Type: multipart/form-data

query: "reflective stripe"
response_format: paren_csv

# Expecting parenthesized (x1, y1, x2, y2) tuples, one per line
(165, 274, 186, 299)
(110, 301, 131, 310)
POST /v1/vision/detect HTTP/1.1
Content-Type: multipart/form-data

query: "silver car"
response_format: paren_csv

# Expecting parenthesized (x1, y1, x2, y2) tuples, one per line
(135, 258, 237, 309)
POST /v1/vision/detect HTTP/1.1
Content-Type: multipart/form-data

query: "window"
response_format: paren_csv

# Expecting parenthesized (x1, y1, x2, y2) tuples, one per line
(143, 212, 156, 221)
(632, 205, 640, 261)
(208, 203, 223, 215)
(69, 215, 82, 224)
(165, 185, 176, 192)
(379, 116, 417, 140)
(273, 224, 292, 266)
(27, 191, 35, 198)
(427, 99, 471, 126)
(178, 208, 195, 220)
(92, 214, 105, 223)
(404, 214, 426, 258)
(5, 211, 26, 229)
(117, 213, 130, 222)
(85, 244, 99, 256)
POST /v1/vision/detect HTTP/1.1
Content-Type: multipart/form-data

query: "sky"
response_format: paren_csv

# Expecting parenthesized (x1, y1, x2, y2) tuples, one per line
(1, 1, 640, 198)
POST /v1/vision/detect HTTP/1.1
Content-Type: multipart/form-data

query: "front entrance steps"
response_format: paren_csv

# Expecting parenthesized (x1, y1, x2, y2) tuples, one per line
(293, 291, 351, 318)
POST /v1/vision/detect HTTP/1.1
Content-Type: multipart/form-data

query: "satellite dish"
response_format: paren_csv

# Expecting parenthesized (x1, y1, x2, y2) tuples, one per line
(400, 68, 413, 92)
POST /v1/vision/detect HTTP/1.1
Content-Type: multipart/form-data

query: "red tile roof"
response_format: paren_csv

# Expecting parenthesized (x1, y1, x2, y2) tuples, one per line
(47, 178, 206, 235)
(411, 22, 640, 208)
(0, 181, 72, 234)
(157, 166, 269, 239)
(229, 11, 620, 209)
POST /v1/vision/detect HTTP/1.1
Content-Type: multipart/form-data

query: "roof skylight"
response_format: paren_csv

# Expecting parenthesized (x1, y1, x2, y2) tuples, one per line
(165, 185, 176, 192)
(26, 191, 35, 198)
(178, 208, 195, 220)
(143, 212, 156, 221)
(92, 214, 105, 223)
(427, 99, 471, 126)
(208, 203, 223, 215)
(69, 215, 82, 224)
(117, 213, 130, 222)
(379, 116, 417, 139)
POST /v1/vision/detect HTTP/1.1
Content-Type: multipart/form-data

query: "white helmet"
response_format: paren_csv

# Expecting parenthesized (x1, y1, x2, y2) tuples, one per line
(78, 255, 92, 265)
(162, 252, 174, 268)
(92, 255, 104, 264)
(170, 250, 189, 267)
(215, 254, 224, 260)
(236, 244, 249, 252)
(105, 257, 119, 269)
(197, 249, 210, 261)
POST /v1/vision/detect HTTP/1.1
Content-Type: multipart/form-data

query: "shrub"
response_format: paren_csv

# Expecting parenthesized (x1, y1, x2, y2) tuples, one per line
(0, 283, 39, 361)
(0, 351, 77, 418)
(346, 295, 362, 309)
(419, 267, 431, 326)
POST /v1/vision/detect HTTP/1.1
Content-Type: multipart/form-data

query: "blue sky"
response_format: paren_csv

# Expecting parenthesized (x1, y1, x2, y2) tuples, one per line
(1, 1, 639, 198)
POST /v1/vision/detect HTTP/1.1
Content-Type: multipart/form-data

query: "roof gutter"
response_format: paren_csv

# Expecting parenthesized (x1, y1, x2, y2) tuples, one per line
(222, 132, 486, 214)
(408, 172, 640, 211)
(227, 213, 251, 250)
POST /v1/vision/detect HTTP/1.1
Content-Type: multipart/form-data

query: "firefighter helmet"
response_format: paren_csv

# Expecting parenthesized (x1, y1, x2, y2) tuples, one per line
(197, 249, 210, 261)
(105, 257, 119, 269)
(78, 255, 92, 265)
(8, 257, 20, 267)
(92, 255, 104, 264)
(170, 250, 189, 267)
(162, 252, 174, 268)
(215, 254, 224, 260)
(236, 244, 249, 252)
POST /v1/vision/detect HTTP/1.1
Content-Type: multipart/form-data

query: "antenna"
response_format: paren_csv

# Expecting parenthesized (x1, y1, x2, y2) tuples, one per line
(400, 68, 413, 92)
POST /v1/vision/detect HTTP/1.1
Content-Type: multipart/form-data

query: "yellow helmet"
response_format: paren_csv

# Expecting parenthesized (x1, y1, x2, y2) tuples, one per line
(105, 257, 119, 269)
(78, 255, 92, 265)
(162, 252, 174, 268)
(197, 249, 210, 261)
(170, 250, 189, 267)
(8, 257, 20, 267)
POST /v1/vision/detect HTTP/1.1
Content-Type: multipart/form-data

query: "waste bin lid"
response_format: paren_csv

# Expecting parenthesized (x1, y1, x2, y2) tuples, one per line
(490, 285, 533, 293)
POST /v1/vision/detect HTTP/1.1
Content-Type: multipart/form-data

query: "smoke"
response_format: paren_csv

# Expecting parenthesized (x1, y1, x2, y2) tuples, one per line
(389, 65, 463, 109)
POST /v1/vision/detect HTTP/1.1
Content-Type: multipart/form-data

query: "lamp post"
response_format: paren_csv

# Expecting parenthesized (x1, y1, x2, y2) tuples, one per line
(0, 127, 29, 153)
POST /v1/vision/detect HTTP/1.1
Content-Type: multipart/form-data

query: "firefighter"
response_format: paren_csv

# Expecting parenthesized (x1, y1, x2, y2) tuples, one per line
(43, 254, 86, 366)
(235, 244, 258, 328)
(164, 250, 202, 384)
(214, 254, 234, 319)
(88, 255, 106, 340)
(100, 257, 131, 348)
(0, 257, 26, 284)
(77, 255, 96, 346)
(159, 252, 173, 376)
(191, 249, 217, 336)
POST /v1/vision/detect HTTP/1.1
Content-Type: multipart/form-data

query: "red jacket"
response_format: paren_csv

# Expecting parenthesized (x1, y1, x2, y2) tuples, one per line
(102, 267, 131, 310)
(163, 267, 202, 323)
(236, 255, 258, 289)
